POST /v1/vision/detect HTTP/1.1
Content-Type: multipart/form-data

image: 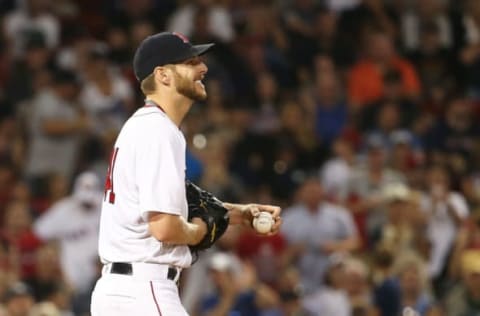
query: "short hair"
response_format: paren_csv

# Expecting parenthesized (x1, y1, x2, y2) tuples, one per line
(140, 73, 156, 95)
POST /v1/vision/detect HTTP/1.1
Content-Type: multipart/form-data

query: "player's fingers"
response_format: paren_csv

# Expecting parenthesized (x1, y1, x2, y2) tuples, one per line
(269, 217, 283, 235)
(249, 204, 260, 217)
(257, 204, 281, 217)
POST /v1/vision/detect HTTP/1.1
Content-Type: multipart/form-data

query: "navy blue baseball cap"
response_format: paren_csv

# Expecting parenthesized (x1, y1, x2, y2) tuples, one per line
(133, 32, 214, 82)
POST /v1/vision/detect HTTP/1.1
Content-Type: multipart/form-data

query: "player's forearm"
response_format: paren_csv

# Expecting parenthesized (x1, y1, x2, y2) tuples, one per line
(148, 213, 205, 245)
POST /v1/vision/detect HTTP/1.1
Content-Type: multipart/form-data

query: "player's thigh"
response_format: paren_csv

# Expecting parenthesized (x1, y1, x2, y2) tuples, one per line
(91, 275, 138, 316)
(142, 279, 189, 316)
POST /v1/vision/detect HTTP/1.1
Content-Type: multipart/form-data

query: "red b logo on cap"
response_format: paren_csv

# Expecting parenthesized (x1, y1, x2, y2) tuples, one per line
(172, 32, 189, 43)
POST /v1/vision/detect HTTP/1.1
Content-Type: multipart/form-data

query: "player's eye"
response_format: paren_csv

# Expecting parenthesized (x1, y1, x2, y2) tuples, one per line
(184, 57, 202, 66)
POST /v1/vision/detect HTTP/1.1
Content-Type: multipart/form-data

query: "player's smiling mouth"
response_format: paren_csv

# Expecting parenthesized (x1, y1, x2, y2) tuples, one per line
(195, 79, 205, 88)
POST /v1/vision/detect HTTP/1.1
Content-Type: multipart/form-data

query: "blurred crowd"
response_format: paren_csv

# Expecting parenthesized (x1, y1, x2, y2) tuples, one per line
(1, 0, 480, 315)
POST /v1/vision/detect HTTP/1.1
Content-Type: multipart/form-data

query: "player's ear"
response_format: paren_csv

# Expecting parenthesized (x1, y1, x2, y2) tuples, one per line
(154, 66, 171, 86)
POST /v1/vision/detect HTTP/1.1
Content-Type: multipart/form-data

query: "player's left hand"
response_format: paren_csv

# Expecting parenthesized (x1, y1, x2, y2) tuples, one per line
(223, 203, 282, 235)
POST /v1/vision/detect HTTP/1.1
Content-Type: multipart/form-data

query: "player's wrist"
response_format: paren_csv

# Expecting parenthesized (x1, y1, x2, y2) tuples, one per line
(190, 217, 208, 244)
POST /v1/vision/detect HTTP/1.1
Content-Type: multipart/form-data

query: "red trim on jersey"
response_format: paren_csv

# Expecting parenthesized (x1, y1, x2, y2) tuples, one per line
(144, 100, 166, 113)
(150, 281, 163, 316)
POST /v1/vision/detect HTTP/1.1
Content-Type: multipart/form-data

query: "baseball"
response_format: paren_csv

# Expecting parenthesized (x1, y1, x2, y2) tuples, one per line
(253, 212, 274, 234)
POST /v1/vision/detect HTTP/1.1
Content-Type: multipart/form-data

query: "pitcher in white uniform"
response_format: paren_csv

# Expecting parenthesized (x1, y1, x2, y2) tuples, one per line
(90, 32, 282, 316)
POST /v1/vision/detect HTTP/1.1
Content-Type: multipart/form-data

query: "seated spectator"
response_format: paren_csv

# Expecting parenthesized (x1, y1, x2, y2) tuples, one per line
(313, 68, 349, 147)
(199, 252, 279, 316)
(343, 256, 377, 315)
(250, 72, 281, 136)
(235, 225, 287, 286)
(3, 0, 60, 56)
(276, 265, 309, 316)
(167, 0, 235, 43)
(400, 0, 453, 52)
(0, 201, 42, 280)
(79, 44, 133, 138)
(281, 178, 359, 294)
(393, 252, 441, 316)
(371, 248, 401, 316)
(302, 253, 351, 316)
(346, 134, 405, 246)
(363, 102, 410, 150)
(2, 282, 34, 316)
(5, 33, 51, 107)
(445, 250, 480, 315)
(181, 226, 242, 314)
(425, 96, 480, 176)
(320, 136, 357, 203)
(407, 21, 454, 104)
(348, 29, 421, 108)
(459, 0, 480, 98)
(449, 214, 480, 280)
(25, 244, 72, 311)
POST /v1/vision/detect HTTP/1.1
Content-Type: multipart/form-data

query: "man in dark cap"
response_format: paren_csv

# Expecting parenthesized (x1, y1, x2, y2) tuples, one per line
(90, 32, 282, 315)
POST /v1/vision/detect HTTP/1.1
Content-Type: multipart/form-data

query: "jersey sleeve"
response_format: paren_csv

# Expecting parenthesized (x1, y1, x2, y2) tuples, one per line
(34, 203, 65, 240)
(135, 124, 186, 221)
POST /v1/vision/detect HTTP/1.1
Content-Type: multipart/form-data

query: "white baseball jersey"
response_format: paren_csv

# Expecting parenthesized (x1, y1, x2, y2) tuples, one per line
(98, 103, 192, 268)
(34, 197, 101, 293)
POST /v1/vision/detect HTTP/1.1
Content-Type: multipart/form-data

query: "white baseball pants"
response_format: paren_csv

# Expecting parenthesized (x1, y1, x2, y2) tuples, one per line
(91, 263, 188, 316)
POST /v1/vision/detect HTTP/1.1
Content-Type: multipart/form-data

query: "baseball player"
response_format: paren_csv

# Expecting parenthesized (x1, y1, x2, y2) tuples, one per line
(90, 32, 282, 316)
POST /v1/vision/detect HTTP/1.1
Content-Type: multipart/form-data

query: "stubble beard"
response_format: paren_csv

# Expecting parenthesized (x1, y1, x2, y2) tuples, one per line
(173, 71, 207, 102)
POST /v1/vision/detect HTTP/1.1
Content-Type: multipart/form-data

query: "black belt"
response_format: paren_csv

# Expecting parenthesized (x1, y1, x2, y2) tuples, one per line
(110, 262, 178, 281)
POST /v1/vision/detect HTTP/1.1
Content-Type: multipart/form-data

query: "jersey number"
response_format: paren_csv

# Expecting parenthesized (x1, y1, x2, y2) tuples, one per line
(104, 147, 119, 204)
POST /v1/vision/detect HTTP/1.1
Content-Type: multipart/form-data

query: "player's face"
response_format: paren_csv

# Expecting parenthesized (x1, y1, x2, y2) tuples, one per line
(172, 57, 208, 101)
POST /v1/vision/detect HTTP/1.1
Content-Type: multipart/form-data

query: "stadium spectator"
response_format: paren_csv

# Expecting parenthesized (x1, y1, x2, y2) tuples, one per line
(281, 178, 359, 294)
(445, 250, 480, 315)
(313, 67, 349, 147)
(25, 244, 72, 313)
(34, 172, 101, 315)
(346, 134, 405, 246)
(425, 95, 480, 176)
(3, 0, 60, 56)
(301, 253, 351, 316)
(348, 29, 421, 108)
(320, 136, 357, 203)
(167, 0, 235, 43)
(342, 256, 377, 315)
(5, 33, 52, 107)
(393, 252, 441, 316)
(1, 201, 42, 280)
(198, 252, 279, 316)
(400, 0, 454, 52)
(24, 69, 90, 194)
(79, 44, 133, 137)
(3, 282, 35, 316)
(420, 165, 469, 296)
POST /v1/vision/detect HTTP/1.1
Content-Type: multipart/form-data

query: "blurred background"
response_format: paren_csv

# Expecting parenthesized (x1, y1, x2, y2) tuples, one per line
(1, 0, 480, 315)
